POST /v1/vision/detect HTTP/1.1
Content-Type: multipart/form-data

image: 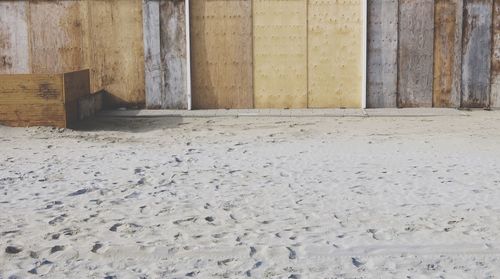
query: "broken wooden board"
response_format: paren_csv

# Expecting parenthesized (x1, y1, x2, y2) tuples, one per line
(253, 0, 307, 109)
(0, 2, 30, 74)
(190, 0, 253, 109)
(367, 0, 398, 108)
(462, 0, 493, 108)
(398, 0, 435, 107)
(491, 0, 500, 107)
(0, 70, 90, 128)
(308, 0, 363, 108)
(29, 0, 90, 74)
(89, 0, 146, 107)
(433, 0, 463, 107)
(143, 0, 188, 109)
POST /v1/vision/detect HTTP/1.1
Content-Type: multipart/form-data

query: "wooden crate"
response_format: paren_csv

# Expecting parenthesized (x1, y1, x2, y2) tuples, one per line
(0, 69, 90, 128)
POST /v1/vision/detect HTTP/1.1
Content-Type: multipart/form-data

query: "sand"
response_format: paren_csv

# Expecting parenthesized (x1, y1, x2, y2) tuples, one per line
(2, 111, 500, 278)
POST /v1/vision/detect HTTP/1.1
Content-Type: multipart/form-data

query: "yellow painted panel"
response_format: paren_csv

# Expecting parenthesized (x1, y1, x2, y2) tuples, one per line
(253, 0, 307, 108)
(308, 0, 363, 108)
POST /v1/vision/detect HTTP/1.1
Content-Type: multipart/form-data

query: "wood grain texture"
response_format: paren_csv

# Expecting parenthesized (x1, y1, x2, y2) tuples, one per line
(462, 0, 492, 108)
(253, 0, 307, 109)
(0, 103, 66, 128)
(63, 70, 91, 127)
(143, 0, 187, 109)
(0, 74, 65, 127)
(160, 0, 187, 109)
(0, 74, 63, 104)
(398, 0, 435, 107)
(308, 0, 363, 108)
(491, 0, 500, 107)
(190, 0, 253, 109)
(0, 1, 30, 74)
(0, 71, 90, 128)
(89, 0, 145, 107)
(367, 0, 398, 108)
(29, 0, 90, 74)
(433, 0, 463, 107)
(143, 0, 163, 108)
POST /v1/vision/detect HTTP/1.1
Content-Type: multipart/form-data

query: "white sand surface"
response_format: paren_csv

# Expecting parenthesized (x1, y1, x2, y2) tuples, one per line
(2, 112, 500, 278)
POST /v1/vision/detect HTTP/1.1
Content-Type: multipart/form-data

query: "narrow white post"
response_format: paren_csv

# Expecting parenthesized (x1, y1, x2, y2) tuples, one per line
(361, 0, 367, 109)
(185, 0, 192, 110)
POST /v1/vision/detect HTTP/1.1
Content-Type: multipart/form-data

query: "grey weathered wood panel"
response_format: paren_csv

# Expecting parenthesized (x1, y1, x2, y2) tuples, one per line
(491, 0, 500, 107)
(143, 0, 164, 108)
(462, 0, 493, 108)
(367, 0, 398, 108)
(143, 0, 187, 109)
(433, 0, 463, 107)
(160, 0, 187, 109)
(398, 0, 435, 107)
(0, 1, 30, 74)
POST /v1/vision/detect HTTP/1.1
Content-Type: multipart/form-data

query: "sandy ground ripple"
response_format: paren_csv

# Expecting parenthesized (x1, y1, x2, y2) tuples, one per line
(2, 112, 500, 278)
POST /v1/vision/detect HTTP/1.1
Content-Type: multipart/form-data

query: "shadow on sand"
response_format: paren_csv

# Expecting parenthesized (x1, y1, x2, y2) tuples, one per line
(73, 116, 185, 133)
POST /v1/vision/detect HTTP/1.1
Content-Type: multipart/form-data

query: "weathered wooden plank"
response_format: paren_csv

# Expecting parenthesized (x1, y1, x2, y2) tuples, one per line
(64, 69, 90, 104)
(143, 0, 164, 108)
(462, 0, 493, 108)
(0, 104, 66, 128)
(160, 0, 187, 109)
(253, 0, 307, 109)
(491, 0, 500, 107)
(367, 0, 398, 108)
(433, 0, 463, 107)
(0, 1, 30, 74)
(0, 74, 66, 128)
(29, 0, 90, 74)
(89, 0, 146, 107)
(0, 74, 64, 104)
(190, 0, 253, 109)
(398, 0, 435, 107)
(308, 0, 364, 108)
(63, 69, 91, 127)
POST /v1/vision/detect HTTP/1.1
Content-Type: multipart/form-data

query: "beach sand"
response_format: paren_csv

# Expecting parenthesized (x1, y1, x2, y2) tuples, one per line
(2, 112, 500, 278)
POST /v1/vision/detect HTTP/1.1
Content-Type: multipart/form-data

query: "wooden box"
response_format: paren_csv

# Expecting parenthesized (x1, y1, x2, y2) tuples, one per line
(0, 69, 90, 128)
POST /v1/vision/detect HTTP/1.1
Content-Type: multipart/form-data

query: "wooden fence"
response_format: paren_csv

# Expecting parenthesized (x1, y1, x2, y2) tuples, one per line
(0, 0, 145, 107)
(1, 0, 500, 109)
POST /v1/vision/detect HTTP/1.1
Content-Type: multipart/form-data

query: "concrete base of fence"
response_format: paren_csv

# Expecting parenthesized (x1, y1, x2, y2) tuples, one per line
(98, 108, 473, 118)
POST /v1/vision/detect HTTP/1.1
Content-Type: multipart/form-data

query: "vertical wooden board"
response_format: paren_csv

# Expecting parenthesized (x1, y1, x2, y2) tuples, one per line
(89, 0, 146, 107)
(308, 0, 364, 108)
(160, 0, 187, 109)
(433, 0, 463, 107)
(29, 0, 90, 74)
(63, 69, 90, 104)
(0, 1, 30, 74)
(63, 70, 90, 127)
(462, 0, 492, 108)
(190, 0, 253, 109)
(253, 0, 307, 109)
(398, 0, 435, 107)
(143, 0, 164, 108)
(367, 0, 398, 108)
(491, 0, 500, 107)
